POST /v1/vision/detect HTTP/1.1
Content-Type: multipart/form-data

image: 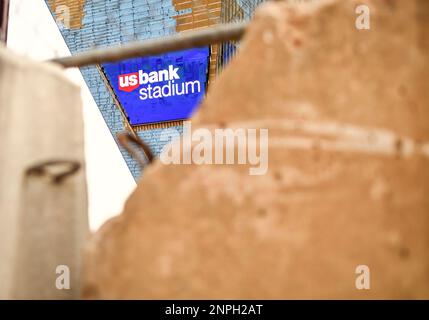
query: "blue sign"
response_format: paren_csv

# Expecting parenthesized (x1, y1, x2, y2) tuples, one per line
(102, 47, 209, 126)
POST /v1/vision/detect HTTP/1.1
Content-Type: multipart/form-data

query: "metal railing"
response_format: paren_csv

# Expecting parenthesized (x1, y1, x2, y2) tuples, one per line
(49, 22, 248, 68)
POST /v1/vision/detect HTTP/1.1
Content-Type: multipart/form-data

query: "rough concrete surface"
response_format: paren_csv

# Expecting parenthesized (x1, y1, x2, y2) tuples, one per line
(83, 0, 429, 299)
(0, 46, 88, 299)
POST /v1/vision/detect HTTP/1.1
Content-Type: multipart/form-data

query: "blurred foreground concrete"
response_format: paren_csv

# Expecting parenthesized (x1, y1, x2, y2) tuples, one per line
(82, 0, 429, 298)
(0, 46, 88, 299)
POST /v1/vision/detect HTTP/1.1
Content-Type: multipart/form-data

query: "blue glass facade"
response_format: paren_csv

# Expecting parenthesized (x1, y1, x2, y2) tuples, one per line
(45, 0, 263, 179)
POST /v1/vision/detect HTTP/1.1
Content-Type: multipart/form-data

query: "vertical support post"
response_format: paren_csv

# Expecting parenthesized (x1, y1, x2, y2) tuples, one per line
(0, 48, 88, 299)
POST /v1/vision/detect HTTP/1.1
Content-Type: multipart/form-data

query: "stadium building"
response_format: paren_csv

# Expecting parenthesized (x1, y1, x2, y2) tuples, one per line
(45, 0, 264, 179)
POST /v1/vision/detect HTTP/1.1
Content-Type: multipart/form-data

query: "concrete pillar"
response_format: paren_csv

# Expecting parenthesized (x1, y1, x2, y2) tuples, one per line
(0, 46, 88, 299)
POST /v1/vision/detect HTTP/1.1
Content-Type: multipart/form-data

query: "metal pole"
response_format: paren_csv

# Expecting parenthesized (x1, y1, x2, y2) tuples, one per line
(49, 22, 248, 68)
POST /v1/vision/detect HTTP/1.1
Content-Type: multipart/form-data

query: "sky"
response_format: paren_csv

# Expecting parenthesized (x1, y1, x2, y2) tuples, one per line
(7, 0, 137, 231)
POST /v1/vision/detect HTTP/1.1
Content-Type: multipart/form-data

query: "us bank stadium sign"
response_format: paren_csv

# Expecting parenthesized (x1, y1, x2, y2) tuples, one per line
(103, 47, 209, 126)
